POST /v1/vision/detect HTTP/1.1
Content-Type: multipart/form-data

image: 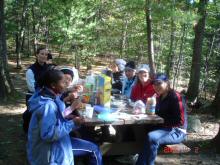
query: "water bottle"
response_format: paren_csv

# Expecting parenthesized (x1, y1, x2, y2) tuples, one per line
(146, 94, 156, 115)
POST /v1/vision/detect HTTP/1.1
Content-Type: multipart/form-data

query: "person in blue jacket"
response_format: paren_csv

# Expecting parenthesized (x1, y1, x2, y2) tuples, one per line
(27, 69, 102, 165)
(136, 73, 187, 165)
(122, 61, 136, 98)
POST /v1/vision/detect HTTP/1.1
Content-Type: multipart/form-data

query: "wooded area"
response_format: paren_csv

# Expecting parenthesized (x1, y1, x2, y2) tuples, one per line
(0, 0, 220, 158)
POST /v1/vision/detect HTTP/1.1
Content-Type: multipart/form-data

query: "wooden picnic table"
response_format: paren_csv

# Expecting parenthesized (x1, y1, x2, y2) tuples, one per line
(82, 102, 164, 156)
(84, 113, 164, 126)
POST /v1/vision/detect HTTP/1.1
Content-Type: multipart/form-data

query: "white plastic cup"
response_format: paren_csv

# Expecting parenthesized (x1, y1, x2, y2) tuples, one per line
(85, 104, 94, 118)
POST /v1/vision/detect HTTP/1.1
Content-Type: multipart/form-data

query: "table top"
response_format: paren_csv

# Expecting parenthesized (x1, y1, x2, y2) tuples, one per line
(84, 113, 164, 126)
(83, 101, 164, 126)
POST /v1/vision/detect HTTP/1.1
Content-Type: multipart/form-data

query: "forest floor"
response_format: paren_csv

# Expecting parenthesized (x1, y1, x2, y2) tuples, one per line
(0, 55, 220, 165)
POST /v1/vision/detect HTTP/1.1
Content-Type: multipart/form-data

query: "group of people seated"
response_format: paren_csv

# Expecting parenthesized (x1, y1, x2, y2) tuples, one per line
(23, 46, 187, 165)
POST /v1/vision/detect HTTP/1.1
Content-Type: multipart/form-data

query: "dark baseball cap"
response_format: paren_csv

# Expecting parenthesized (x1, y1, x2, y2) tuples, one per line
(153, 73, 168, 84)
(125, 61, 136, 71)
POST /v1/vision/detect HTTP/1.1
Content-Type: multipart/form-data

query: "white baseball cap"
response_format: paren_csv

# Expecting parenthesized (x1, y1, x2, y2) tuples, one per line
(137, 64, 150, 73)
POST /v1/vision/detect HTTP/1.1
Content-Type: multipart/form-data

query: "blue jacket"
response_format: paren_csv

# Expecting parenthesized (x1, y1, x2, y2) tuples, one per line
(122, 76, 136, 98)
(27, 88, 76, 165)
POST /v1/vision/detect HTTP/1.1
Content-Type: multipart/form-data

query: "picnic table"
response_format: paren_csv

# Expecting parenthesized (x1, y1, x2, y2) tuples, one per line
(83, 97, 164, 156)
(84, 112, 163, 126)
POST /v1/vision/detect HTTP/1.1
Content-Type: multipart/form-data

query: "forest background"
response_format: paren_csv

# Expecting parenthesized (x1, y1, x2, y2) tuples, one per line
(0, 0, 220, 164)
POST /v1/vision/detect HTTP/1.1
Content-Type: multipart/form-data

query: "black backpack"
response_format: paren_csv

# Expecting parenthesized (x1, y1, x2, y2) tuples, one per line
(22, 93, 33, 133)
(22, 109, 32, 133)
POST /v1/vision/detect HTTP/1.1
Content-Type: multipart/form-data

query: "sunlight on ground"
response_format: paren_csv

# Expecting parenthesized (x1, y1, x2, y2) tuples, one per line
(0, 105, 26, 115)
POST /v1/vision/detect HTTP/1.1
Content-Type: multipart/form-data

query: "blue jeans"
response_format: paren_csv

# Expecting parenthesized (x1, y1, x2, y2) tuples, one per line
(71, 138, 103, 165)
(136, 127, 186, 165)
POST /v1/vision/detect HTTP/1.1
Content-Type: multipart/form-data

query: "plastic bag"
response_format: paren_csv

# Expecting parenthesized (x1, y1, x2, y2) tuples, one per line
(133, 100, 146, 114)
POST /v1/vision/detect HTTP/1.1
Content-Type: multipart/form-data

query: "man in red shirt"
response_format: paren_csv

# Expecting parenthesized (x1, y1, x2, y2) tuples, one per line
(130, 64, 155, 103)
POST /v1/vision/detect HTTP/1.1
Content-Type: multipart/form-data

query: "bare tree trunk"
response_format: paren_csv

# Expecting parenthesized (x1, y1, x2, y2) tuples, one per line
(120, 16, 128, 58)
(145, 0, 156, 76)
(0, 0, 14, 101)
(213, 126, 220, 153)
(173, 24, 187, 89)
(31, 5, 37, 55)
(201, 34, 215, 99)
(187, 0, 207, 101)
(27, 13, 31, 57)
(166, 0, 176, 78)
(211, 78, 220, 153)
(212, 78, 220, 118)
(21, 32, 25, 52)
(16, 0, 28, 68)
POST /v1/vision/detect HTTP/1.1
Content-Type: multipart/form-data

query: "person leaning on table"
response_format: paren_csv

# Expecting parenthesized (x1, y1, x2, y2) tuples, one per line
(136, 73, 187, 165)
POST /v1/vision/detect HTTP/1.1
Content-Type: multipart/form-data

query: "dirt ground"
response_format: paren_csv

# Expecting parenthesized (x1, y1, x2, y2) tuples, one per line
(0, 56, 220, 165)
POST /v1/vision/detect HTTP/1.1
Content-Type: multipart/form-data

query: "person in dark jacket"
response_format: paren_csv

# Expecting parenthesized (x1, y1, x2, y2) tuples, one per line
(26, 47, 50, 93)
(109, 61, 125, 94)
(136, 73, 187, 165)
(23, 47, 51, 133)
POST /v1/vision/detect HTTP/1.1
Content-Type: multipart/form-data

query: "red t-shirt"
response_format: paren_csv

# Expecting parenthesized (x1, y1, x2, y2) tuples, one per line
(130, 80, 155, 102)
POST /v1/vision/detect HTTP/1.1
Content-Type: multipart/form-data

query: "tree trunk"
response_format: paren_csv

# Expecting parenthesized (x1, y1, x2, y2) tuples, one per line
(0, 0, 14, 101)
(145, 0, 156, 76)
(202, 34, 215, 99)
(212, 79, 220, 118)
(187, 0, 207, 101)
(211, 78, 220, 153)
(120, 16, 128, 58)
(173, 24, 187, 89)
(27, 13, 31, 57)
(166, 0, 176, 78)
(31, 5, 37, 55)
(16, 0, 28, 69)
(213, 126, 220, 153)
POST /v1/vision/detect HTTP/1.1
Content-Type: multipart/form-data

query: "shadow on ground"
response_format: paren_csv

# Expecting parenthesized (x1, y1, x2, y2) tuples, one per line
(0, 112, 130, 165)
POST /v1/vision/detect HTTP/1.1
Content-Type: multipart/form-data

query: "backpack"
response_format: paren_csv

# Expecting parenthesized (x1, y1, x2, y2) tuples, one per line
(22, 109, 32, 133)
(175, 91, 188, 130)
(22, 93, 33, 133)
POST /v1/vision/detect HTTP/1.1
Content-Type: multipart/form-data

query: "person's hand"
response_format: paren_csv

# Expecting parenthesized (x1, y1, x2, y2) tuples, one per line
(65, 114, 76, 120)
(71, 99, 82, 110)
(68, 92, 78, 102)
(73, 85, 83, 93)
(73, 116, 84, 126)
(63, 92, 78, 103)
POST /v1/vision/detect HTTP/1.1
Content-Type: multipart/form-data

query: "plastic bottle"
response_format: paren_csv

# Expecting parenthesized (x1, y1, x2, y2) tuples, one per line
(146, 94, 157, 115)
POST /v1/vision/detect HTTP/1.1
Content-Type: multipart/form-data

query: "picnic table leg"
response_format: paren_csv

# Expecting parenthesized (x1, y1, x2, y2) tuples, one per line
(132, 125, 148, 142)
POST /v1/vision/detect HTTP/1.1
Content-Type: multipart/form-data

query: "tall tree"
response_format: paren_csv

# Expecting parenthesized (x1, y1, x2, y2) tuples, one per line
(212, 79, 220, 118)
(187, 0, 207, 100)
(15, 0, 28, 68)
(211, 78, 220, 153)
(165, 0, 176, 78)
(0, 0, 14, 101)
(145, 0, 156, 76)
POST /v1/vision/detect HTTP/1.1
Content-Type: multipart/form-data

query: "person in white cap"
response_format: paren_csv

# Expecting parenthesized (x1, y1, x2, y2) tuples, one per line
(115, 59, 126, 71)
(130, 64, 155, 102)
(109, 59, 126, 94)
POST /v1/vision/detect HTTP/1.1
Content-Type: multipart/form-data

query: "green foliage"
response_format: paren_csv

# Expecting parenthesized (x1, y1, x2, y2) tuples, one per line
(4, 0, 220, 98)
